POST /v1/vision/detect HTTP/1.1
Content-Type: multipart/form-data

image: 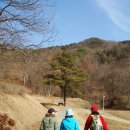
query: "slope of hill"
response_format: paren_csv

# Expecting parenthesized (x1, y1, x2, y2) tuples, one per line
(0, 92, 92, 130)
(0, 93, 46, 130)
(0, 37, 130, 109)
(1, 92, 130, 130)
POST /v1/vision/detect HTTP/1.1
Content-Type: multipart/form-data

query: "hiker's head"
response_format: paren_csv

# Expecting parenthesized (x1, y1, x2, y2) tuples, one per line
(90, 105, 98, 112)
(65, 109, 74, 117)
(48, 108, 57, 114)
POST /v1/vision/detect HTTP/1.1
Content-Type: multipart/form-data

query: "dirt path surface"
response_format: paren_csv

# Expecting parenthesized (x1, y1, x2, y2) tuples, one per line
(73, 108, 130, 124)
(54, 108, 130, 130)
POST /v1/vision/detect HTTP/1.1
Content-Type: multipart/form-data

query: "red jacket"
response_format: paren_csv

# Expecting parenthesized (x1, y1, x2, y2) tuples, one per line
(84, 115, 109, 130)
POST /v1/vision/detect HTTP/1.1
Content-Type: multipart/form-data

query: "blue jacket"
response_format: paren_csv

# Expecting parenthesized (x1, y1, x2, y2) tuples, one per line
(60, 117, 80, 130)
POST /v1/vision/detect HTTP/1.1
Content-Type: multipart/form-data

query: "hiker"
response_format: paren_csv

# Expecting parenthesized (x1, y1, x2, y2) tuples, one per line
(39, 108, 59, 130)
(60, 109, 80, 130)
(84, 105, 108, 130)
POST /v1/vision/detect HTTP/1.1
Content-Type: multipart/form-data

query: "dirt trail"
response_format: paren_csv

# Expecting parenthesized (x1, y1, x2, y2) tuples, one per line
(72, 108, 130, 124)
(56, 108, 130, 130)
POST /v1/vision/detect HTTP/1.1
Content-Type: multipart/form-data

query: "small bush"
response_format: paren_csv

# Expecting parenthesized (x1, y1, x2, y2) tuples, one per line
(8, 119, 15, 126)
(0, 113, 16, 130)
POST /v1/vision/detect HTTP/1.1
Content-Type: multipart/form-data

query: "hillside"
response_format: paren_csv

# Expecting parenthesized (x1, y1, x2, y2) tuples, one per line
(0, 38, 130, 109)
(0, 89, 90, 130)
(0, 93, 46, 130)
(0, 91, 130, 130)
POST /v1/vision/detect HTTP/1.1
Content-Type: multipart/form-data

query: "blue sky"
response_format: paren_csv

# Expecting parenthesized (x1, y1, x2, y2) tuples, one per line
(51, 0, 130, 46)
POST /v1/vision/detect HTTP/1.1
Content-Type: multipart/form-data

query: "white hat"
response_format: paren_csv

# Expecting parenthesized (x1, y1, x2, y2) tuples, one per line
(65, 109, 74, 116)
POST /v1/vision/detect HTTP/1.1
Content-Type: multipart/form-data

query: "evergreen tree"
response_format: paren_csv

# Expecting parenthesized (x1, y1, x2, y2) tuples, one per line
(43, 50, 87, 106)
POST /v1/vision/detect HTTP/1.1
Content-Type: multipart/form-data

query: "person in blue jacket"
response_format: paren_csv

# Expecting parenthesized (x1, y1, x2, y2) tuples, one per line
(60, 109, 80, 130)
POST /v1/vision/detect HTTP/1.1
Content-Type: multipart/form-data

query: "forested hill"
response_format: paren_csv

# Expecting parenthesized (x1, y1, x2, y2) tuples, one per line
(0, 37, 130, 109)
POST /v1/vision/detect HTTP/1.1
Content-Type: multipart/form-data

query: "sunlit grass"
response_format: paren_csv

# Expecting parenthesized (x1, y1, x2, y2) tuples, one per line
(106, 118, 130, 130)
(106, 110, 130, 120)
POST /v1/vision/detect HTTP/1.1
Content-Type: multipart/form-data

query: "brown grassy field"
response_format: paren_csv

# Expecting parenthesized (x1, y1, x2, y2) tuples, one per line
(106, 118, 130, 130)
(106, 110, 130, 120)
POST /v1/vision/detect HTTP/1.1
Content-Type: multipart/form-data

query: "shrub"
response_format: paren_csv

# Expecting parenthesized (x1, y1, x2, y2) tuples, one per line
(0, 113, 16, 130)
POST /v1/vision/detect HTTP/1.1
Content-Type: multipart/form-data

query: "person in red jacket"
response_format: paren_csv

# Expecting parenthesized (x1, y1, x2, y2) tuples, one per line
(84, 105, 108, 130)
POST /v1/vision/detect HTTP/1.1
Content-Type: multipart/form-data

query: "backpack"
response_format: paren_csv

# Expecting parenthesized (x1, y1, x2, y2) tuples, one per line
(90, 115, 103, 130)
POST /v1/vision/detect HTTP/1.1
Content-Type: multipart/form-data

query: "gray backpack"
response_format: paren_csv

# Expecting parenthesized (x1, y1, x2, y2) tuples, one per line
(90, 115, 103, 130)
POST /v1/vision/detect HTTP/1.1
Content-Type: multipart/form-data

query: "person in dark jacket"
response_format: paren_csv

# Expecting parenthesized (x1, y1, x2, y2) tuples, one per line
(40, 108, 59, 130)
(84, 105, 108, 130)
(60, 109, 80, 130)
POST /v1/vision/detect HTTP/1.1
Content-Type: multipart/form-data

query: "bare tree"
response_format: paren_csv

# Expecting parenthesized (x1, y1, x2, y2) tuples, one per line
(0, 0, 55, 48)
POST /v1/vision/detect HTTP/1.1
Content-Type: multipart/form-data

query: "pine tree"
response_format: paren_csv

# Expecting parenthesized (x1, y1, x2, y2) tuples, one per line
(43, 50, 87, 106)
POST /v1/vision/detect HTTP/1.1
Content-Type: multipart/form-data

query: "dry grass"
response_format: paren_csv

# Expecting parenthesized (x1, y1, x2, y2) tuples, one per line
(0, 82, 31, 95)
(0, 94, 47, 130)
(106, 110, 130, 120)
(66, 98, 91, 109)
(28, 122, 40, 130)
(106, 118, 130, 130)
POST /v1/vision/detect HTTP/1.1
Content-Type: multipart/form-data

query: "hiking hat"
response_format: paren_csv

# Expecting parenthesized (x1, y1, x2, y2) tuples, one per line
(48, 108, 57, 113)
(65, 109, 74, 116)
(90, 105, 98, 112)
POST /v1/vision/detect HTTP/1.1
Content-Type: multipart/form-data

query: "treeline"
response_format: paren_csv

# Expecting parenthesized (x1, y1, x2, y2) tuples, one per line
(0, 38, 130, 109)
